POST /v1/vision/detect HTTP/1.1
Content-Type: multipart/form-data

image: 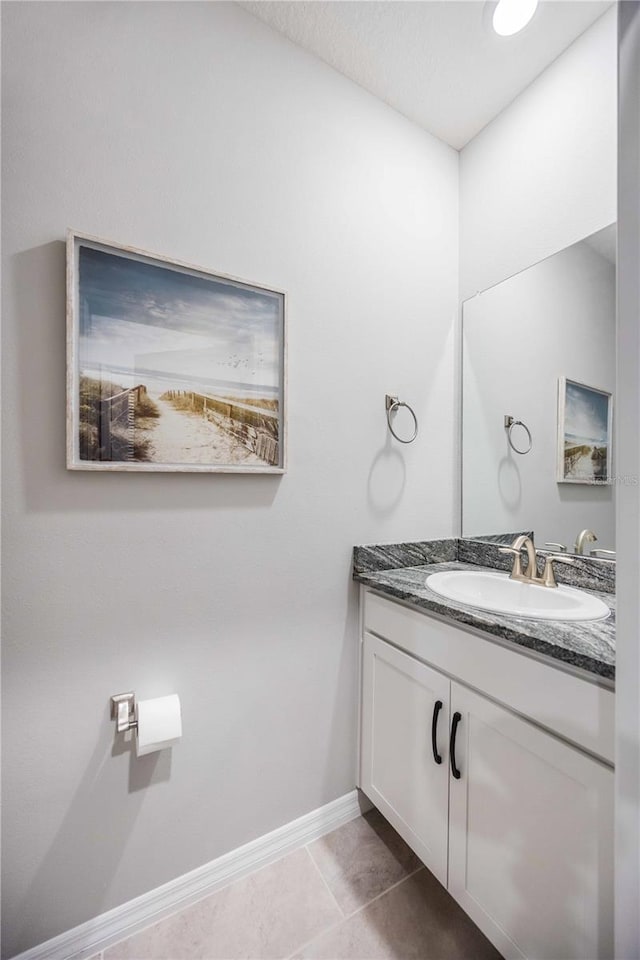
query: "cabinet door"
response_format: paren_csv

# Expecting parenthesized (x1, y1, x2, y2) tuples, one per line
(360, 632, 450, 885)
(448, 682, 613, 960)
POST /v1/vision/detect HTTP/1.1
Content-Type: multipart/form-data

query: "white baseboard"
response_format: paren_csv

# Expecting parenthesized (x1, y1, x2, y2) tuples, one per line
(11, 790, 363, 960)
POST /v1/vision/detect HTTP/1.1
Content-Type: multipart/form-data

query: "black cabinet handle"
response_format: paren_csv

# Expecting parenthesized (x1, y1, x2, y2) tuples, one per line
(431, 700, 443, 764)
(450, 711, 462, 780)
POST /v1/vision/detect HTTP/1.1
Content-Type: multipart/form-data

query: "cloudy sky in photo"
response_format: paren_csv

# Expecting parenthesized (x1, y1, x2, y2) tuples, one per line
(78, 246, 282, 396)
(564, 381, 610, 443)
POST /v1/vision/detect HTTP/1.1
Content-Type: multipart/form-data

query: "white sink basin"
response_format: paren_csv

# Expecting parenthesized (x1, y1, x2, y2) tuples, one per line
(426, 570, 610, 622)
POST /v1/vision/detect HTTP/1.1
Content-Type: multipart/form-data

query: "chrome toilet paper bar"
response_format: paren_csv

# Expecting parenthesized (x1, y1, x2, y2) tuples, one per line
(110, 692, 137, 733)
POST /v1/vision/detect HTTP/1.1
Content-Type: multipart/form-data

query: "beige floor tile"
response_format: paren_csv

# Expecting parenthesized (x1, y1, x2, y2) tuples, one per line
(306, 809, 422, 915)
(297, 868, 503, 960)
(104, 848, 342, 960)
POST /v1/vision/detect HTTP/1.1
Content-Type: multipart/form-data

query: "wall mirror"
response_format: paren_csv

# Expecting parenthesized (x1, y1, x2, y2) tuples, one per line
(461, 224, 616, 556)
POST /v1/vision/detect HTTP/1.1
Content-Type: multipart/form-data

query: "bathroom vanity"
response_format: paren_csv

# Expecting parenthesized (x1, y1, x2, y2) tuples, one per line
(354, 538, 615, 960)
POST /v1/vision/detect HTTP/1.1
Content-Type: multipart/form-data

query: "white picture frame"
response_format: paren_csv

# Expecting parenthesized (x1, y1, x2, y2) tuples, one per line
(67, 231, 287, 473)
(556, 377, 612, 484)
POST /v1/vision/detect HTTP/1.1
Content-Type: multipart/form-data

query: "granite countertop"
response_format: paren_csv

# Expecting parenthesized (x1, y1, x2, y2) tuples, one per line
(353, 539, 615, 685)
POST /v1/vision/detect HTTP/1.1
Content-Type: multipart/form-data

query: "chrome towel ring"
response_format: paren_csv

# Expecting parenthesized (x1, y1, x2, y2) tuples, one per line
(504, 415, 532, 455)
(386, 394, 418, 444)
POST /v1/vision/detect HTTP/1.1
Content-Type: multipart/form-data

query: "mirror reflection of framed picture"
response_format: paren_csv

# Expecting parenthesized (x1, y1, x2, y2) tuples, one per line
(67, 231, 286, 473)
(557, 377, 612, 484)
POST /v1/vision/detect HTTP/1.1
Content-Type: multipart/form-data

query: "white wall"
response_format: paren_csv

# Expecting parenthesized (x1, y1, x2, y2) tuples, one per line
(615, 3, 640, 955)
(460, 7, 617, 299)
(0, 3, 459, 955)
(463, 238, 615, 550)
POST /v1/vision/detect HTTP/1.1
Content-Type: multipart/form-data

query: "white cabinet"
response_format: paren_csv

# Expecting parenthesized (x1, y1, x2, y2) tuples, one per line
(360, 633, 450, 884)
(359, 591, 614, 960)
(448, 682, 613, 960)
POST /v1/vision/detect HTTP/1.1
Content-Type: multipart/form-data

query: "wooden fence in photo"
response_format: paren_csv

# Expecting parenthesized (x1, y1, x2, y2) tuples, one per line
(98, 385, 147, 460)
(163, 390, 280, 466)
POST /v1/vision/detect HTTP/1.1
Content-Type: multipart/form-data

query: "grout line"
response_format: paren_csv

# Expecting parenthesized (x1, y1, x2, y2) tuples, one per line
(304, 844, 348, 918)
(286, 864, 426, 960)
(354, 864, 425, 915)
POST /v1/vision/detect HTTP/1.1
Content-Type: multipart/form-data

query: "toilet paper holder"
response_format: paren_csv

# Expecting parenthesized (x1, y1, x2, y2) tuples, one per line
(111, 690, 182, 757)
(110, 692, 137, 734)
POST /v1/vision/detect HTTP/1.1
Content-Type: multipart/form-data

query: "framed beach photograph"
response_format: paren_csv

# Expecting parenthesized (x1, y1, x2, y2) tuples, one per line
(557, 377, 612, 484)
(67, 232, 286, 472)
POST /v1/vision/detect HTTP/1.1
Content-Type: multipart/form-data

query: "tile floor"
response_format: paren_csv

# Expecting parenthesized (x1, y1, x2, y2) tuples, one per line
(102, 809, 502, 960)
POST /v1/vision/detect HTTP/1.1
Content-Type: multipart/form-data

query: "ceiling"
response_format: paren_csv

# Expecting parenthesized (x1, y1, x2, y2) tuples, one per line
(240, 1, 613, 149)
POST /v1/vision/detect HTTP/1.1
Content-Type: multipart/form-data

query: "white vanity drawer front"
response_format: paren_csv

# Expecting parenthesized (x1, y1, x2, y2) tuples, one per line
(363, 589, 614, 765)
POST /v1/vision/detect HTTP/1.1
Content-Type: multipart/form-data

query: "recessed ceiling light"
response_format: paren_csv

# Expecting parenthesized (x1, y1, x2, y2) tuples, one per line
(491, 0, 539, 36)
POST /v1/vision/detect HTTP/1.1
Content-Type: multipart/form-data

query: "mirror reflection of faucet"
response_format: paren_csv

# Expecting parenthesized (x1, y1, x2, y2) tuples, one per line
(543, 535, 615, 558)
(574, 529, 597, 555)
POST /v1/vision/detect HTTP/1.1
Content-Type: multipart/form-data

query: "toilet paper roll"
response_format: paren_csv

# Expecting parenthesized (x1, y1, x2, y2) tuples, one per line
(135, 694, 182, 757)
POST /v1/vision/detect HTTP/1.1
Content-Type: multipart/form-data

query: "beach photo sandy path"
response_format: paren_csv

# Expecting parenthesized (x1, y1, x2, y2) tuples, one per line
(146, 395, 264, 465)
(568, 450, 598, 480)
(565, 446, 607, 481)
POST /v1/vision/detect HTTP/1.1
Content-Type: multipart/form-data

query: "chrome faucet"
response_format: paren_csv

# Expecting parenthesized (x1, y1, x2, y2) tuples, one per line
(574, 529, 597, 555)
(499, 535, 575, 588)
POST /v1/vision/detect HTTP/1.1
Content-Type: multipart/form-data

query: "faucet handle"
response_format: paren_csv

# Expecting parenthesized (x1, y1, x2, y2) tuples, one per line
(541, 554, 575, 588)
(544, 542, 567, 552)
(499, 545, 523, 578)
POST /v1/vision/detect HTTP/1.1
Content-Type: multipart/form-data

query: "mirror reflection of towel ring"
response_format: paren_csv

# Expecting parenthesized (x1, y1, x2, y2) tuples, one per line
(386, 395, 418, 444)
(504, 415, 532, 455)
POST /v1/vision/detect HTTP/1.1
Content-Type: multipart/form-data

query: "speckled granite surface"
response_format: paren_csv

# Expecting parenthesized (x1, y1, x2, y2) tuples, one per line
(353, 543, 615, 684)
(353, 539, 457, 575)
(458, 539, 616, 594)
